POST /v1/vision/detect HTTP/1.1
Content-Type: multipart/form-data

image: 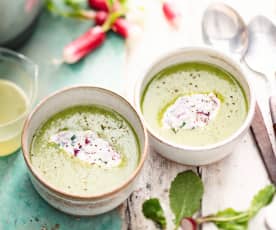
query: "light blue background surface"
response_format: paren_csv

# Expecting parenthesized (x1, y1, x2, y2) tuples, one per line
(0, 10, 126, 230)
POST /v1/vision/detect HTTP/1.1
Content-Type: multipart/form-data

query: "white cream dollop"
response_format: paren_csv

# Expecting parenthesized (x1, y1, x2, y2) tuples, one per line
(50, 130, 121, 168)
(162, 93, 220, 132)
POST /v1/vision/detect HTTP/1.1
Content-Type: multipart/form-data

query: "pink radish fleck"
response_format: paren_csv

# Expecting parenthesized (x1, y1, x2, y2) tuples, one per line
(74, 149, 80, 156)
(85, 138, 90, 144)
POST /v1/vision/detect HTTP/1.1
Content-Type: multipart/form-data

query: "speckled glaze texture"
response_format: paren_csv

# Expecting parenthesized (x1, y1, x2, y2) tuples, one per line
(29, 172, 137, 216)
(135, 47, 256, 166)
(21, 86, 148, 216)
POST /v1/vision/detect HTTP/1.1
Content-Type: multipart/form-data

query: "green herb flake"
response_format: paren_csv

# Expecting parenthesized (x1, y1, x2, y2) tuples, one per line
(169, 170, 204, 229)
(142, 198, 167, 229)
(180, 122, 186, 128)
(70, 134, 76, 141)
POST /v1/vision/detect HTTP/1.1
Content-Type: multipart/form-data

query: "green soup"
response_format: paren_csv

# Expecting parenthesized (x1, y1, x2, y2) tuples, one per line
(31, 105, 140, 196)
(141, 62, 248, 146)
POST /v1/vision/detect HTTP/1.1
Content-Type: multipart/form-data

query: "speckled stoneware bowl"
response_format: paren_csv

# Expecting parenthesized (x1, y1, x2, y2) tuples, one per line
(135, 47, 255, 166)
(22, 86, 148, 216)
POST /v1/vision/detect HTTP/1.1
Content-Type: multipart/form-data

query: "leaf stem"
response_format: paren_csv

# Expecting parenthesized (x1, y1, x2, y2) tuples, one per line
(102, 10, 124, 32)
(46, 0, 96, 20)
(196, 212, 249, 224)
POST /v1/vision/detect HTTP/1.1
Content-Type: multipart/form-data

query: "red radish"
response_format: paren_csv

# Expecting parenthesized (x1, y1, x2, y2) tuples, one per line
(162, 1, 181, 27)
(112, 18, 131, 38)
(88, 0, 120, 12)
(180, 218, 197, 230)
(95, 11, 108, 25)
(88, 0, 109, 11)
(63, 26, 106, 64)
(94, 15, 132, 39)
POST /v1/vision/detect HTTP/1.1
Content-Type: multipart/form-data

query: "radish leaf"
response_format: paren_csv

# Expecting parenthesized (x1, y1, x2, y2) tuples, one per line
(196, 185, 276, 230)
(142, 198, 167, 229)
(249, 184, 276, 217)
(169, 170, 203, 229)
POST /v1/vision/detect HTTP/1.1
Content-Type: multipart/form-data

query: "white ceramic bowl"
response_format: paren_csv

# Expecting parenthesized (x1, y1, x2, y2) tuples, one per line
(135, 47, 255, 166)
(22, 86, 148, 216)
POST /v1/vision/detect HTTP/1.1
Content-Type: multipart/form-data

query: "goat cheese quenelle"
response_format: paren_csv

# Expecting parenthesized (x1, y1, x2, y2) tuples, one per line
(141, 62, 248, 146)
(30, 105, 140, 196)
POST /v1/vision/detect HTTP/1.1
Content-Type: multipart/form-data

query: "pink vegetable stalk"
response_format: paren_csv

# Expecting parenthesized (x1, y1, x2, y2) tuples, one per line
(162, 1, 181, 28)
(63, 26, 106, 64)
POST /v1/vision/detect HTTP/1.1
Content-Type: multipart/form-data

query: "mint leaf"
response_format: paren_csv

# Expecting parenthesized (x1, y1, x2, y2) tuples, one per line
(169, 170, 204, 228)
(249, 184, 276, 217)
(142, 198, 167, 229)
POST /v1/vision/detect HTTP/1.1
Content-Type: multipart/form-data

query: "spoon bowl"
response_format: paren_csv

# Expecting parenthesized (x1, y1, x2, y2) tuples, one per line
(202, 5, 276, 230)
(245, 15, 276, 82)
(202, 3, 248, 57)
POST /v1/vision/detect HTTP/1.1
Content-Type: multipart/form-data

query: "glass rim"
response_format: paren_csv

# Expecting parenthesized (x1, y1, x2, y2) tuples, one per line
(0, 47, 38, 128)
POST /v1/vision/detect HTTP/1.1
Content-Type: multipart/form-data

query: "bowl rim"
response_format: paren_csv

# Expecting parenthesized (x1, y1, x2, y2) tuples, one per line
(21, 85, 148, 200)
(0, 47, 38, 128)
(135, 46, 256, 152)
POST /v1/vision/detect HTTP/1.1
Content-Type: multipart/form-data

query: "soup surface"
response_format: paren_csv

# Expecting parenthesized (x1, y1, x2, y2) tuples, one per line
(31, 105, 140, 196)
(0, 79, 28, 124)
(141, 62, 248, 146)
(0, 79, 29, 155)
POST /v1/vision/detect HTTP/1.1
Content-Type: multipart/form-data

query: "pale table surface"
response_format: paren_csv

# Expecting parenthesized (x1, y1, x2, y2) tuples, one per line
(122, 0, 276, 229)
(1, 0, 276, 230)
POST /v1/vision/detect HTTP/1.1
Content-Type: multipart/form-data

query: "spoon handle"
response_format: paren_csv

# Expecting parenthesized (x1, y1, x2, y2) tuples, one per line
(269, 96, 276, 135)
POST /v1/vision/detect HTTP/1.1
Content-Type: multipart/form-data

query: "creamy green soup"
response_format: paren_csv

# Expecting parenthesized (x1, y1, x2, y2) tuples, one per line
(31, 105, 140, 196)
(141, 62, 248, 146)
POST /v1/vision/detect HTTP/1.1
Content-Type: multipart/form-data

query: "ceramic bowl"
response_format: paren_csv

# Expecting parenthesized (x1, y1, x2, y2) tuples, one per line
(22, 86, 148, 216)
(135, 47, 255, 166)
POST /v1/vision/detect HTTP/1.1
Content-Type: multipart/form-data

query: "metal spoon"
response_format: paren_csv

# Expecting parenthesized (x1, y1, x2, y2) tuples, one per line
(202, 3, 248, 59)
(244, 15, 276, 230)
(244, 15, 276, 134)
(202, 4, 276, 230)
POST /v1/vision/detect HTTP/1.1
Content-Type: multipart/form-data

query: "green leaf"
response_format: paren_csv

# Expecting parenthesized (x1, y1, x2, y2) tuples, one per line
(248, 184, 276, 217)
(142, 198, 167, 229)
(216, 221, 248, 230)
(197, 185, 276, 230)
(214, 208, 248, 230)
(169, 170, 204, 228)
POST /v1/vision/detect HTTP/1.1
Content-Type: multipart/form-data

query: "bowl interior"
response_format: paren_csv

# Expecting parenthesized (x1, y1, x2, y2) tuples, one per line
(22, 86, 147, 196)
(136, 47, 254, 150)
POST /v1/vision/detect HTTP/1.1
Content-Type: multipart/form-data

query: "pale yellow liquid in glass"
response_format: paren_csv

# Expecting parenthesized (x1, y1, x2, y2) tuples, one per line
(0, 79, 29, 156)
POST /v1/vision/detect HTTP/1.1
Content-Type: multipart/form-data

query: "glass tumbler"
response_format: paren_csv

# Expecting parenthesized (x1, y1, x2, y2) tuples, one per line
(0, 47, 38, 156)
